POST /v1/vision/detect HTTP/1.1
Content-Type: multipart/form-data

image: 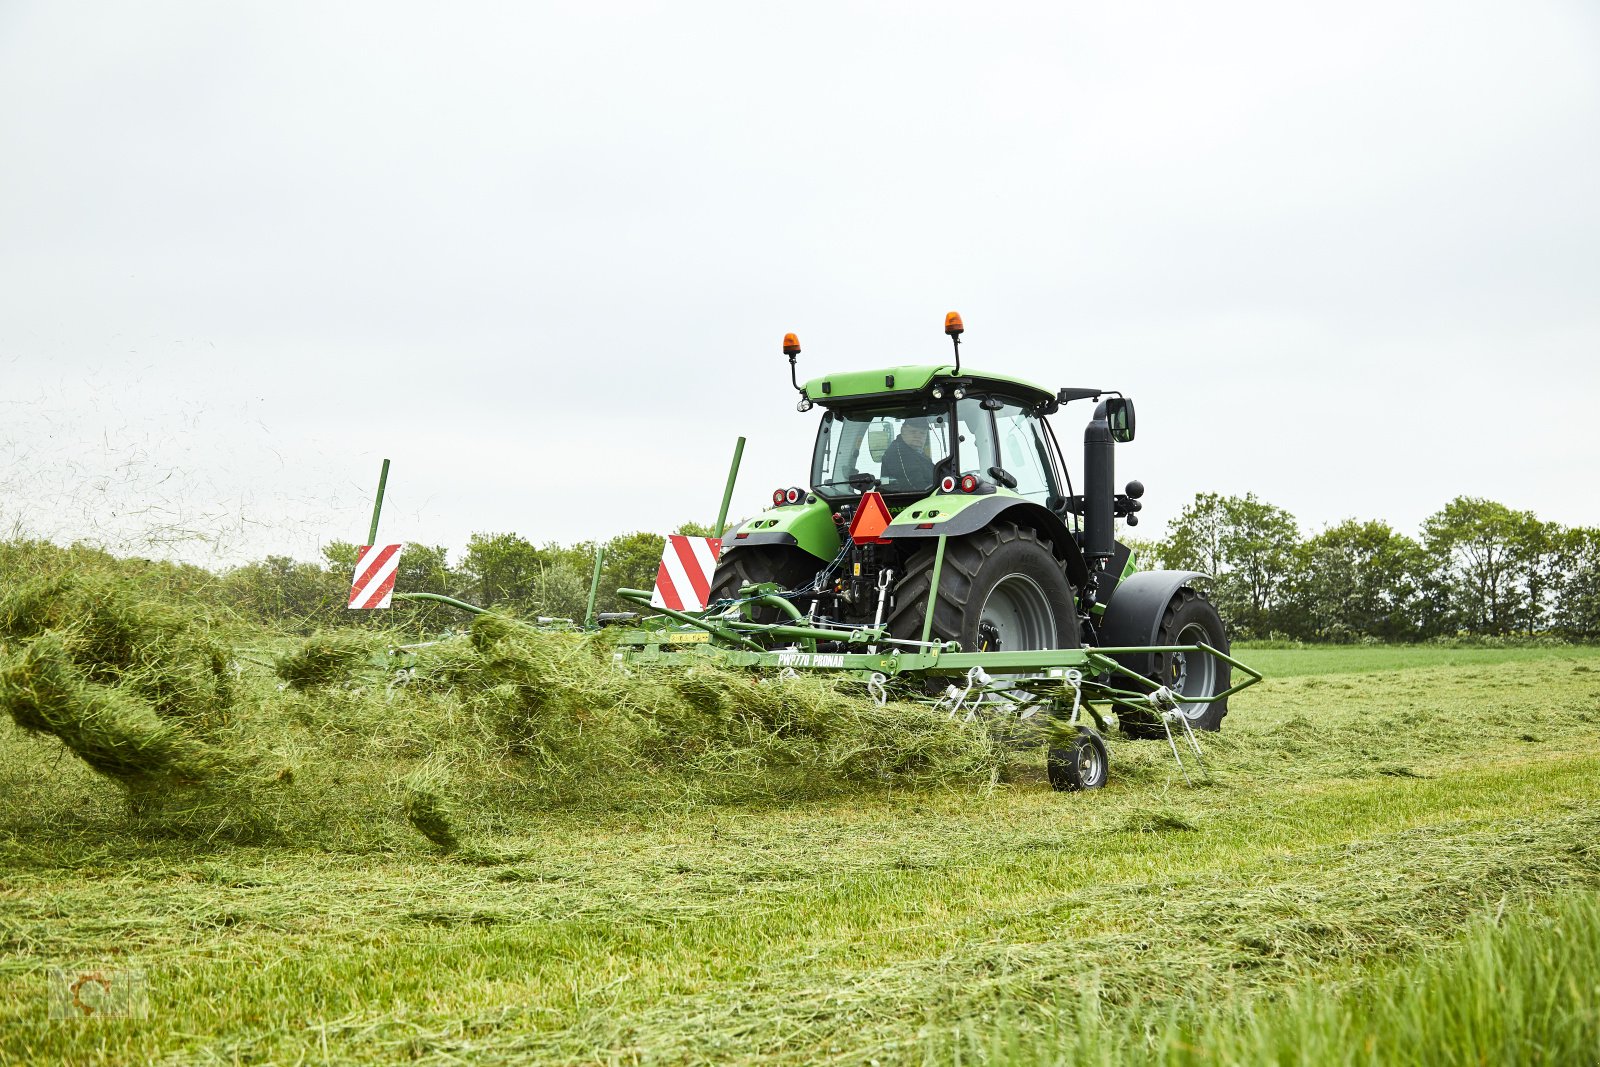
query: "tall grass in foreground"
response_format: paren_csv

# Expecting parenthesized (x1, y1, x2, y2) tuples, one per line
(944, 891, 1600, 1066)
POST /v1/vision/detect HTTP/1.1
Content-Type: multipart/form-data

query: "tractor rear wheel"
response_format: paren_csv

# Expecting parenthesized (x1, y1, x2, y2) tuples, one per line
(706, 547, 821, 625)
(886, 523, 1078, 653)
(1118, 586, 1230, 737)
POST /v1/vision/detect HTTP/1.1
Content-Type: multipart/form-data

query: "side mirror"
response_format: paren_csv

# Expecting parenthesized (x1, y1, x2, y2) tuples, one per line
(1106, 397, 1135, 443)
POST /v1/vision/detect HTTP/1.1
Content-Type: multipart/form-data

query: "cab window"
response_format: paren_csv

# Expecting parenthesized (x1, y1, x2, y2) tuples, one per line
(991, 401, 1056, 503)
(811, 407, 953, 497)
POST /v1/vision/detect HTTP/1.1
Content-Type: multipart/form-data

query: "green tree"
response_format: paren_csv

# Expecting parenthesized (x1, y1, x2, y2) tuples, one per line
(1119, 533, 1167, 572)
(1550, 526, 1600, 639)
(1219, 494, 1300, 635)
(1159, 493, 1299, 638)
(598, 531, 667, 614)
(1288, 520, 1426, 642)
(221, 555, 344, 630)
(459, 532, 546, 612)
(1420, 497, 1550, 635)
(1158, 493, 1228, 577)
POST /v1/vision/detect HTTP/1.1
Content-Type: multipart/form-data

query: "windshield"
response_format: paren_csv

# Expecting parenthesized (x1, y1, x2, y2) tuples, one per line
(811, 404, 953, 498)
(810, 395, 1061, 503)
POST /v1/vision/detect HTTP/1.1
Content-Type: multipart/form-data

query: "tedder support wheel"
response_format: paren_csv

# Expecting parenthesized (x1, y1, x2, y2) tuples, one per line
(885, 522, 1078, 653)
(706, 547, 820, 625)
(1119, 586, 1231, 738)
(1047, 725, 1108, 791)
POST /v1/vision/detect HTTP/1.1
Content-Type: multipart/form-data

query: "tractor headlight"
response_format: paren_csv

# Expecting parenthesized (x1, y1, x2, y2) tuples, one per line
(797, 397, 813, 412)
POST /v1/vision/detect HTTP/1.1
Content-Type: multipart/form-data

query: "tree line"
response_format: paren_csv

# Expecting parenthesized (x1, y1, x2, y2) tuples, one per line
(215, 525, 717, 634)
(1133, 494, 1600, 642)
(8, 493, 1595, 643)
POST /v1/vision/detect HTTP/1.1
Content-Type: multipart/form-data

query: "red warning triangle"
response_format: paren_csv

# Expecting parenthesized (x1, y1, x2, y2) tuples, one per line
(849, 490, 894, 545)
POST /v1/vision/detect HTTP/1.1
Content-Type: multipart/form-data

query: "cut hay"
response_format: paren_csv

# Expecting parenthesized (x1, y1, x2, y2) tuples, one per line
(273, 630, 391, 690)
(1, 579, 1002, 844)
(0, 572, 234, 730)
(0, 632, 224, 784)
(0, 575, 239, 787)
(400, 764, 461, 853)
(455, 612, 1000, 804)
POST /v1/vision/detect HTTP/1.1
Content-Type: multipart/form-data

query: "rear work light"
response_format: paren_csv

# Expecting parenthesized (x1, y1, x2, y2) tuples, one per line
(960, 474, 978, 493)
(940, 475, 957, 493)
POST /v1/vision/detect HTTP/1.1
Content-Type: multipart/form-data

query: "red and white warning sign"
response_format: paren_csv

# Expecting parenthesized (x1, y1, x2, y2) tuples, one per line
(849, 490, 894, 545)
(348, 544, 402, 610)
(650, 535, 724, 612)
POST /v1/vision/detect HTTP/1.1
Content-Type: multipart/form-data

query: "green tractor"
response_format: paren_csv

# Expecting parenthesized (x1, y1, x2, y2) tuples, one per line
(712, 312, 1232, 737)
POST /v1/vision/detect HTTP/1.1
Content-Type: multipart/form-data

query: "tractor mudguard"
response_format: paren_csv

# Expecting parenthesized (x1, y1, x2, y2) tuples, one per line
(883, 495, 1089, 590)
(722, 499, 840, 563)
(1098, 570, 1209, 676)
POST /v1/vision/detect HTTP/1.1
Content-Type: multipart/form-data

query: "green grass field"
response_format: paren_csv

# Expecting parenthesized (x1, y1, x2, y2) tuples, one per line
(3, 643, 1599, 1064)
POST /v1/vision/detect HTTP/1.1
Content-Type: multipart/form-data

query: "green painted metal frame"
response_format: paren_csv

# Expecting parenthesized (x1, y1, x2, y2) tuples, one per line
(714, 436, 746, 539)
(608, 587, 1260, 706)
(367, 458, 390, 546)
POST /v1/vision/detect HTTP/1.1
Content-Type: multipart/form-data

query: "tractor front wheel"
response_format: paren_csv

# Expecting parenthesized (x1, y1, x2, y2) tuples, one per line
(1119, 587, 1231, 737)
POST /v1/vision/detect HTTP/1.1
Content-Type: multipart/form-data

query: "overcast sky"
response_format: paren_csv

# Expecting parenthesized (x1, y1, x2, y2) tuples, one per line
(3, 1, 1597, 566)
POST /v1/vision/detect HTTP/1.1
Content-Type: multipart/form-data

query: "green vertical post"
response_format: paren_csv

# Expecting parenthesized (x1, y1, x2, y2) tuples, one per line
(367, 458, 390, 545)
(584, 545, 607, 629)
(920, 534, 948, 645)
(714, 437, 746, 539)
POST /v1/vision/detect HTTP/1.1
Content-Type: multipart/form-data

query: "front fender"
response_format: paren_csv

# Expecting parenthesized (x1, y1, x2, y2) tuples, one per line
(1098, 570, 1209, 676)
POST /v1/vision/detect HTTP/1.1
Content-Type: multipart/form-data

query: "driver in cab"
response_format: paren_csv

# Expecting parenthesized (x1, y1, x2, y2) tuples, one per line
(880, 416, 936, 487)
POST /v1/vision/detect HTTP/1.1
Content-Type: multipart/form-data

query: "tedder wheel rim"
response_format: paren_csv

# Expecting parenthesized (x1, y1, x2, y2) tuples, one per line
(1047, 726, 1108, 791)
(1170, 621, 1217, 719)
(1076, 730, 1106, 787)
(977, 574, 1055, 653)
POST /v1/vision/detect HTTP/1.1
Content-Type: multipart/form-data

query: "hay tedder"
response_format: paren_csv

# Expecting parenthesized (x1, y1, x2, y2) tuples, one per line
(403, 313, 1259, 790)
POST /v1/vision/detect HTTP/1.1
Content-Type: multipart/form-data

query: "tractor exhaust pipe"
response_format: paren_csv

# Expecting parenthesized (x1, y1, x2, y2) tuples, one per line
(1083, 402, 1115, 568)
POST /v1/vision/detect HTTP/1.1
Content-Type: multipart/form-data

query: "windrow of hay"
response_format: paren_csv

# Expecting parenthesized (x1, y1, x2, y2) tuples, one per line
(444, 612, 1001, 807)
(2, 572, 1003, 845)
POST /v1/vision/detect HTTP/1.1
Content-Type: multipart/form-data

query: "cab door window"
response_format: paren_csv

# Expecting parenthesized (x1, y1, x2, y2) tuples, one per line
(992, 402, 1056, 503)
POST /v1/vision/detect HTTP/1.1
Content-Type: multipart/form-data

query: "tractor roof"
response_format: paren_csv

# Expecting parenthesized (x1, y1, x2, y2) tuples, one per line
(801, 365, 1054, 407)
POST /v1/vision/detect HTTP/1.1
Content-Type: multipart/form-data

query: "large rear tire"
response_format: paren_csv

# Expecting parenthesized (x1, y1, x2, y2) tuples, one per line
(885, 523, 1078, 653)
(1118, 586, 1230, 737)
(706, 547, 822, 625)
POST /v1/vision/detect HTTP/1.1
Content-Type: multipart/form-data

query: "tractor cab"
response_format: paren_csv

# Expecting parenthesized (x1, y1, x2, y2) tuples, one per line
(727, 317, 1148, 618)
(806, 379, 1064, 511)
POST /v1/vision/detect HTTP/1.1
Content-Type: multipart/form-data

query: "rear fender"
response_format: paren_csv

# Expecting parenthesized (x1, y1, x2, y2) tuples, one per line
(1097, 570, 1208, 676)
(722, 499, 839, 563)
(883, 496, 1088, 589)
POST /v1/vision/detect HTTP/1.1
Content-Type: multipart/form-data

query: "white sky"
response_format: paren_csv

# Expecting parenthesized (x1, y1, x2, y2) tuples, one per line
(3, 1, 1597, 566)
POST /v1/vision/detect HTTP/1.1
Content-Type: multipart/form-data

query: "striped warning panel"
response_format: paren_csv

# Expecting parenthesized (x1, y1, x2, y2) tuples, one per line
(650, 535, 724, 612)
(348, 544, 402, 610)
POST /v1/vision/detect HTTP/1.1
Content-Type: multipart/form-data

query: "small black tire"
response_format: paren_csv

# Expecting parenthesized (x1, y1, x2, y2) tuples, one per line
(1048, 725, 1109, 791)
(885, 523, 1078, 653)
(1118, 586, 1231, 738)
(706, 547, 823, 625)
